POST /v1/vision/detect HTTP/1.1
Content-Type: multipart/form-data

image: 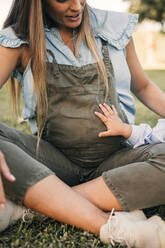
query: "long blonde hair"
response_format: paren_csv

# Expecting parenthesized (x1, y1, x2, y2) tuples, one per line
(4, 0, 108, 149)
(76, 4, 108, 96)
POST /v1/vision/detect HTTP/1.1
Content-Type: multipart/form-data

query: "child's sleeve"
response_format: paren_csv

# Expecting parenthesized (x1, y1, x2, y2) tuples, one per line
(127, 124, 152, 148)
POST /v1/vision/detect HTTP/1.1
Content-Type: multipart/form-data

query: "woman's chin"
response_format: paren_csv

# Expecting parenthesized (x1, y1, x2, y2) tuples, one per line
(64, 17, 82, 29)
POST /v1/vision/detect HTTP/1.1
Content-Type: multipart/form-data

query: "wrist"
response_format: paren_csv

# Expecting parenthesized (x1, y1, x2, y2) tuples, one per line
(122, 123, 132, 139)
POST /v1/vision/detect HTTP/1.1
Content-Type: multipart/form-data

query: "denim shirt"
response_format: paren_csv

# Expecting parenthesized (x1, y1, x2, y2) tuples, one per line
(0, 7, 138, 134)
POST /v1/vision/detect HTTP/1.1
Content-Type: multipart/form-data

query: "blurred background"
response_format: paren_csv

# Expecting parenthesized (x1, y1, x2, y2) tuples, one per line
(125, 0, 165, 69)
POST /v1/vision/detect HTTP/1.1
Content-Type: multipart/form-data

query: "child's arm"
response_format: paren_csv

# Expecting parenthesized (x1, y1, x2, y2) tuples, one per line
(94, 103, 132, 139)
(95, 103, 153, 148)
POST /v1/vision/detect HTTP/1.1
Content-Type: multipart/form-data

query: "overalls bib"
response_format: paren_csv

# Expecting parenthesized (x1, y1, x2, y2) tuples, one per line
(43, 40, 128, 167)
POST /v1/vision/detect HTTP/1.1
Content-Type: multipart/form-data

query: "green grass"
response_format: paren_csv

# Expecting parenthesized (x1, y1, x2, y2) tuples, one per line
(135, 70, 165, 126)
(0, 70, 165, 248)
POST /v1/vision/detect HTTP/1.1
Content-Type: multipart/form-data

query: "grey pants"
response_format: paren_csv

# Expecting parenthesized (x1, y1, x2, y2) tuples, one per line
(0, 122, 165, 211)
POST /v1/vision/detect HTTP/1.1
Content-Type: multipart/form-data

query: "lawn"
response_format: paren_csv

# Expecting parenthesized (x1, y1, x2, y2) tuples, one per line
(0, 70, 165, 248)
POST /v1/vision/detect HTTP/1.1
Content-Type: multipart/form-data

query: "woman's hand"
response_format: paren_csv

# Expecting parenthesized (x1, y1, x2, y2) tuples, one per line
(95, 103, 132, 139)
(0, 151, 16, 209)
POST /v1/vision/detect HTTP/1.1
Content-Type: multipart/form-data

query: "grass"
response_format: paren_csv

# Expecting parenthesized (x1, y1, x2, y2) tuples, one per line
(0, 70, 165, 247)
(135, 70, 165, 126)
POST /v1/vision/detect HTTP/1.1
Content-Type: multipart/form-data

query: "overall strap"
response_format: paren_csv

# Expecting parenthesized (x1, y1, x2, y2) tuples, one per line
(46, 49, 60, 76)
(47, 49, 56, 63)
(101, 39, 129, 123)
(101, 39, 116, 98)
(101, 39, 114, 77)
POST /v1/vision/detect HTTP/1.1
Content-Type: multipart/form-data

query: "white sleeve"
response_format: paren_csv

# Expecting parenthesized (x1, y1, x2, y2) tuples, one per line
(127, 124, 152, 148)
(149, 119, 165, 143)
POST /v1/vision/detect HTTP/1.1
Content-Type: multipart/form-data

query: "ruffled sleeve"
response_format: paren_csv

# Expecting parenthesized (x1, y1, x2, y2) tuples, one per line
(89, 7, 138, 50)
(0, 26, 28, 48)
(0, 27, 28, 83)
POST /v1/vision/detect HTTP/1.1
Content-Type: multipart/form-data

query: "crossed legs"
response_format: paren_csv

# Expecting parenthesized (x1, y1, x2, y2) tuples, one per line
(0, 123, 122, 235)
(24, 174, 121, 235)
(1, 123, 165, 240)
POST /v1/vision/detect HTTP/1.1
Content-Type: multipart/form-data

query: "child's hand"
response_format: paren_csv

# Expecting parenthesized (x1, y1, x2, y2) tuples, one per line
(95, 103, 132, 138)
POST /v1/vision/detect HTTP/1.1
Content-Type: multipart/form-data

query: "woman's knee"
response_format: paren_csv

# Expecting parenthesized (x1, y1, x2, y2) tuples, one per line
(146, 143, 165, 171)
(148, 143, 165, 159)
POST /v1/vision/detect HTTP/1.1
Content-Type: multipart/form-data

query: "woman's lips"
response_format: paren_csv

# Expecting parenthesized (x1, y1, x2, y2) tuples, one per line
(66, 13, 81, 22)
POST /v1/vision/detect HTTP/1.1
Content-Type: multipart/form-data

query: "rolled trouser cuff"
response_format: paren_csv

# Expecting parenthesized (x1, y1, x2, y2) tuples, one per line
(102, 143, 165, 211)
(0, 138, 54, 205)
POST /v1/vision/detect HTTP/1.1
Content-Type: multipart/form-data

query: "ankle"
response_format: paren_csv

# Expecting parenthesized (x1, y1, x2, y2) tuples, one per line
(94, 213, 109, 236)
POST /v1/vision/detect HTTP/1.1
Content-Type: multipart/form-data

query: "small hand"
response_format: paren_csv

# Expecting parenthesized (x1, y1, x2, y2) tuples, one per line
(95, 103, 132, 138)
(0, 151, 16, 209)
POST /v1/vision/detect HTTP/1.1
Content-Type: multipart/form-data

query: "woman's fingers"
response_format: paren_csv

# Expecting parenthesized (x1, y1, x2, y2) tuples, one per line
(0, 174, 6, 208)
(0, 151, 16, 208)
(0, 151, 16, 182)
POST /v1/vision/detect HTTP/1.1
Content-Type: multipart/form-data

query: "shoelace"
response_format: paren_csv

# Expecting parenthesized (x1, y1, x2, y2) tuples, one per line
(108, 208, 132, 247)
(108, 208, 116, 246)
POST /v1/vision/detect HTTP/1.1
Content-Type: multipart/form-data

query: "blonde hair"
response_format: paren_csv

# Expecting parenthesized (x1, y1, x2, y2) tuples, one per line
(76, 4, 108, 96)
(4, 0, 108, 151)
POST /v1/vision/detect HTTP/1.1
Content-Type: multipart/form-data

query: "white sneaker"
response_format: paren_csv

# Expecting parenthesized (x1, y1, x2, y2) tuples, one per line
(100, 209, 163, 248)
(115, 209, 147, 222)
(0, 199, 33, 232)
(147, 215, 165, 248)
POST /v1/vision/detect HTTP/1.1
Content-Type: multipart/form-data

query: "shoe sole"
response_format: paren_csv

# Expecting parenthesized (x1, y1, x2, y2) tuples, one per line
(158, 222, 165, 248)
(148, 215, 165, 248)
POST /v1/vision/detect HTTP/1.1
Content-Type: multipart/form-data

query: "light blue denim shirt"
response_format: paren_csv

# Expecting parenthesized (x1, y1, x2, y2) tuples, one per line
(0, 7, 138, 134)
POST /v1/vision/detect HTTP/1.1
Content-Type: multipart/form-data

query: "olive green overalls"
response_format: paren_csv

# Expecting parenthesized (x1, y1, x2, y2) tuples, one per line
(0, 40, 165, 211)
(43, 40, 128, 167)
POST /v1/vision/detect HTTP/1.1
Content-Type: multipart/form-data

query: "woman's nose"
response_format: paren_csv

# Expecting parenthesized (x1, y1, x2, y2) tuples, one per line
(70, 0, 81, 11)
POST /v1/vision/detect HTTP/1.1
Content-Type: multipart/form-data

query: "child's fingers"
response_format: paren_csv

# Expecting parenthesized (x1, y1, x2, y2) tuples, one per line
(99, 104, 110, 118)
(98, 131, 111, 137)
(103, 103, 114, 114)
(95, 111, 107, 124)
(111, 105, 118, 116)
